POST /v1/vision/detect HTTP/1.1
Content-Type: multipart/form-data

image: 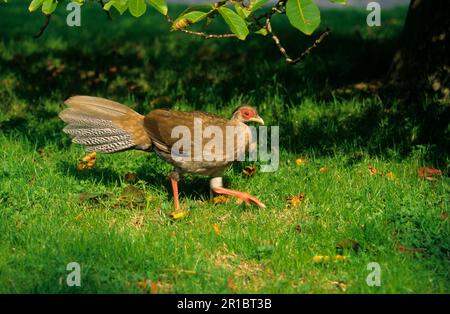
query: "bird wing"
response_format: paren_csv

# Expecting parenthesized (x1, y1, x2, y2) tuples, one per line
(144, 109, 243, 161)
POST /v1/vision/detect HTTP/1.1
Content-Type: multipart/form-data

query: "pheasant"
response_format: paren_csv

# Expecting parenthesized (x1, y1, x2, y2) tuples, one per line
(59, 96, 266, 210)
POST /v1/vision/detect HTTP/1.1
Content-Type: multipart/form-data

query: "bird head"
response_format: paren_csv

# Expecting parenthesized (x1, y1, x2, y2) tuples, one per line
(231, 106, 264, 125)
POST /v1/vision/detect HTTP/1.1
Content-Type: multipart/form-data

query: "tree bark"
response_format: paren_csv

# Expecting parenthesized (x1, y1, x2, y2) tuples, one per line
(387, 0, 449, 101)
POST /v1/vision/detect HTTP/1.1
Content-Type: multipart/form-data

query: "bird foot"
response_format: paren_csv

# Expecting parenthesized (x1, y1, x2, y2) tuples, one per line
(235, 192, 266, 209)
(212, 187, 266, 209)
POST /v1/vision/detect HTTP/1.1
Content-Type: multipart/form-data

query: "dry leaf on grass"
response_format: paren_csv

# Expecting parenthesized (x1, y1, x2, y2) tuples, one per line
(313, 255, 347, 263)
(242, 165, 256, 177)
(286, 193, 305, 207)
(77, 152, 96, 170)
(137, 279, 172, 294)
(319, 167, 328, 173)
(212, 223, 221, 235)
(169, 209, 190, 220)
(295, 158, 307, 166)
(334, 255, 347, 261)
(228, 276, 236, 291)
(368, 167, 396, 180)
(417, 167, 442, 181)
(330, 280, 347, 292)
(385, 171, 396, 180)
(312, 255, 326, 263)
(211, 195, 230, 205)
(368, 166, 379, 175)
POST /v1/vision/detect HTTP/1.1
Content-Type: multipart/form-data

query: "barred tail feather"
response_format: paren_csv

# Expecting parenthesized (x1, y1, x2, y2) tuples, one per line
(59, 96, 152, 153)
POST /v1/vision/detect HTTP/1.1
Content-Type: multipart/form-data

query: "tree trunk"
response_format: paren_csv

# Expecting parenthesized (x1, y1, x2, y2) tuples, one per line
(387, 0, 449, 101)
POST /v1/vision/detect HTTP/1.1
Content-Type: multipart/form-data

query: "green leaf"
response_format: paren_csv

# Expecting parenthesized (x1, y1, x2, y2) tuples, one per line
(173, 10, 210, 27)
(104, 0, 128, 15)
(147, 0, 167, 15)
(234, 4, 251, 19)
(250, 0, 269, 12)
(218, 7, 249, 40)
(286, 0, 321, 35)
(129, 0, 146, 17)
(28, 0, 44, 12)
(255, 27, 268, 36)
(41, 0, 57, 15)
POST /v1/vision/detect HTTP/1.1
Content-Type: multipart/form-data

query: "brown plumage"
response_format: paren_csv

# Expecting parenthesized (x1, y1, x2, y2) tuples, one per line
(59, 96, 266, 209)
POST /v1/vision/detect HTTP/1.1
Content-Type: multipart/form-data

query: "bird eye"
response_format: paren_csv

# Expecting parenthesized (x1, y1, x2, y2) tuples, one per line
(244, 111, 250, 116)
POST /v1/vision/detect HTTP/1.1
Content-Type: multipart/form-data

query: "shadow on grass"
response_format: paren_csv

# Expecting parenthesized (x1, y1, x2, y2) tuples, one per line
(57, 159, 213, 201)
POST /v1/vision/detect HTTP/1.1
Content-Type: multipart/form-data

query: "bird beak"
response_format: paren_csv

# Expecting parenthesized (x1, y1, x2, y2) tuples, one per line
(249, 116, 265, 125)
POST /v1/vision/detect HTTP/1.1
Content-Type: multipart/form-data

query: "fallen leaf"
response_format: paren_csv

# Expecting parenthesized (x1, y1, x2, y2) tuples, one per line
(211, 195, 230, 205)
(312, 256, 324, 263)
(334, 255, 347, 261)
(77, 152, 96, 170)
(368, 166, 378, 175)
(330, 280, 347, 292)
(228, 276, 236, 291)
(169, 209, 190, 220)
(417, 167, 442, 181)
(295, 158, 306, 166)
(440, 212, 448, 221)
(242, 165, 256, 177)
(319, 167, 328, 173)
(212, 223, 221, 235)
(287, 193, 305, 207)
(150, 281, 159, 294)
(385, 171, 396, 180)
(137, 279, 172, 294)
(137, 279, 149, 290)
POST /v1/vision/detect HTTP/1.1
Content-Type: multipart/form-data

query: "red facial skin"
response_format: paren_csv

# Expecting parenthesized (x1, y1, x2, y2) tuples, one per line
(240, 107, 256, 121)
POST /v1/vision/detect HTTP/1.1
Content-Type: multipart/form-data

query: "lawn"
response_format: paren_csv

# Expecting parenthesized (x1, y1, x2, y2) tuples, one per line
(0, 1, 448, 293)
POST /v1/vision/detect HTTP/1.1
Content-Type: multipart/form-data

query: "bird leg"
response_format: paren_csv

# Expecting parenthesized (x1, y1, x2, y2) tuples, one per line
(170, 171, 180, 211)
(210, 177, 266, 208)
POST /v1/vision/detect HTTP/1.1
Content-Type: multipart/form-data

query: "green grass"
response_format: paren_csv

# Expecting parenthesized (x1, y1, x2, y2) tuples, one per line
(0, 1, 449, 293)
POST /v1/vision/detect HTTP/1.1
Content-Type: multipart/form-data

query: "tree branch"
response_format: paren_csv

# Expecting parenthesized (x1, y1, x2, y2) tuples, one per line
(265, 17, 330, 65)
(33, 14, 51, 39)
(166, 15, 236, 39)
